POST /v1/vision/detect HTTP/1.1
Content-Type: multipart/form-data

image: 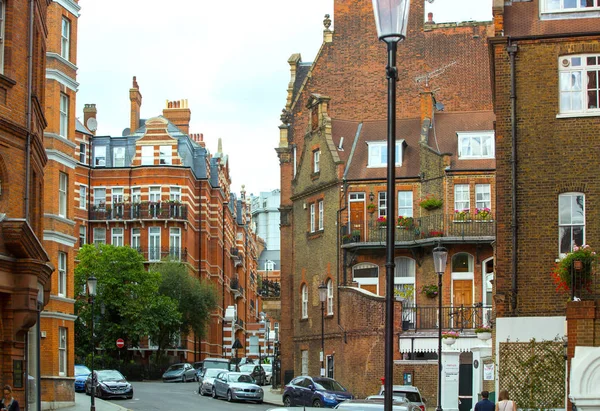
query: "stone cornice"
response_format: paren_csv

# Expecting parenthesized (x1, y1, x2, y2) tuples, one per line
(54, 0, 81, 16)
(43, 230, 77, 246)
(46, 52, 78, 71)
(46, 149, 77, 169)
(45, 69, 79, 92)
(44, 132, 78, 148)
(1, 218, 49, 261)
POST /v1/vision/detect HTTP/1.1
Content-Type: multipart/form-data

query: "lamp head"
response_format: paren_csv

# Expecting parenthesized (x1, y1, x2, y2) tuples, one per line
(372, 0, 410, 43)
(432, 244, 448, 275)
(318, 281, 328, 302)
(87, 276, 98, 297)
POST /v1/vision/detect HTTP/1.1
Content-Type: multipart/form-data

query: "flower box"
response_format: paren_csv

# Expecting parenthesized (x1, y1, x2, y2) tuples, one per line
(476, 332, 492, 341)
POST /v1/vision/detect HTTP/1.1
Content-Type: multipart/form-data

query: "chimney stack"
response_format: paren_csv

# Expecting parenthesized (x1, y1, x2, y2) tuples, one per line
(129, 76, 142, 134)
(162, 99, 191, 135)
(427, 12, 435, 24)
(83, 104, 97, 135)
(190, 133, 205, 147)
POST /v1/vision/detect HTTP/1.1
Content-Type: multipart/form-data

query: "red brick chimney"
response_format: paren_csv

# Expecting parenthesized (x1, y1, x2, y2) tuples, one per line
(163, 99, 191, 135)
(83, 104, 97, 135)
(420, 86, 433, 124)
(129, 76, 142, 134)
(190, 133, 205, 147)
(427, 12, 435, 24)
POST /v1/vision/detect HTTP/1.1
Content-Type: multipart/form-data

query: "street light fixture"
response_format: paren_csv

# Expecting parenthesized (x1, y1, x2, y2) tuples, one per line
(318, 281, 327, 377)
(87, 275, 98, 411)
(371, 1, 410, 410)
(433, 244, 448, 411)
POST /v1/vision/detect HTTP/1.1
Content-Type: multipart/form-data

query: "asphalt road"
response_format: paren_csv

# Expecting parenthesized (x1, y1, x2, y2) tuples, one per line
(109, 381, 274, 411)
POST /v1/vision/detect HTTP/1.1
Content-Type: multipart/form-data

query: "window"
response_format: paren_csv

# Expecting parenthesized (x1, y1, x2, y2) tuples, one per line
(301, 284, 308, 318)
(352, 263, 379, 295)
(170, 186, 181, 202)
(113, 147, 126, 167)
(94, 146, 106, 167)
(452, 253, 474, 273)
(543, 0, 600, 12)
(112, 228, 123, 247)
(0, 1, 5, 74)
(79, 185, 86, 209)
(458, 132, 494, 159)
(159, 145, 172, 165)
(265, 260, 275, 271)
(559, 193, 585, 255)
(398, 191, 413, 218)
(454, 184, 470, 212)
(59, 172, 67, 218)
(149, 227, 161, 261)
(60, 93, 69, 138)
(475, 184, 491, 211)
(559, 54, 600, 116)
(93, 188, 106, 208)
(79, 143, 86, 163)
(318, 200, 324, 230)
(310, 203, 315, 233)
(79, 225, 86, 247)
(61, 18, 70, 60)
(313, 150, 320, 173)
(367, 141, 402, 167)
(326, 279, 333, 315)
(169, 227, 181, 260)
(58, 252, 67, 296)
(141, 146, 154, 165)
(378, 192, 387, 218)
(301, 350, 309, 376)
(132, 187, 141, 203)
(149, 186, 161, 202)
(394, 257, 415, 303)
(131, 228, 141, 251)
(112, 188, 124, 218)
(93, 228, 105, 245)
(59, 327, 67, 376)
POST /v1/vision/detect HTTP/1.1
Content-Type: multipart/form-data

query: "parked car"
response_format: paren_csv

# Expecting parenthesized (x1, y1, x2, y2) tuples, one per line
(335, 399, 421, 410)
(74, 364, 91, 392)
(212, 371, 263, 403)
(262, 363, 273, 384)
(238, 364, 267, 386)
(378, 385, 426, 411)
(202, 357, 238, 373)
(84, 370, 133, 399)
(282, 376, 353, 408)
(162, 363, 196, 382)
(193, 361, 203, 381)
(198, 368, 222, 396)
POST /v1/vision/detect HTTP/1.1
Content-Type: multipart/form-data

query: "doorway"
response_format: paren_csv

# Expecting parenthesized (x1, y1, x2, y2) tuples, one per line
(349, 193, 365, 240)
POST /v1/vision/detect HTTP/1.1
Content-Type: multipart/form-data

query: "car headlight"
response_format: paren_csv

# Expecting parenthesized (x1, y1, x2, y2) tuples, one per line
(323, 392, 336, 400)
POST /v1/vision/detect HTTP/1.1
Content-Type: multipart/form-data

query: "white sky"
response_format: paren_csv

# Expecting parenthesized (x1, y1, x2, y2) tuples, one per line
(76, 0, 492, 196)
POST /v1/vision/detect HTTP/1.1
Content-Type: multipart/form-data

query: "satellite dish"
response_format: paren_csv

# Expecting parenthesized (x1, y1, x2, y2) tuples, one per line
(426, 0, 434, 3)
(86, 117, 98, 132)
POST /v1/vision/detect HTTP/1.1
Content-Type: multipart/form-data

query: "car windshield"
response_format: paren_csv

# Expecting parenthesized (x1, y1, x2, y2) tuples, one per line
(97, 370, 125, 381)
(167, 364, 185, 371)
(204, 360, 229, 370)
(75, 365, 90, 376)
(204, 369, 221, 378)
(232, 374, 254, 383)
(239, 365, 254, 372)
(315, 379, 346, 392)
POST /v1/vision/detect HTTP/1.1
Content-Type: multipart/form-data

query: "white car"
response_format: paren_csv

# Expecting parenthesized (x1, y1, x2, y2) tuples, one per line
(262, 363, 273, 384)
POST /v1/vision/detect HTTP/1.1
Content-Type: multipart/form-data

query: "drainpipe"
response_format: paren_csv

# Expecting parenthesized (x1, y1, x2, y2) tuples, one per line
(24, 0, 35, 220)
(508, 40, 518, 315)
(336, 179, 348, 340)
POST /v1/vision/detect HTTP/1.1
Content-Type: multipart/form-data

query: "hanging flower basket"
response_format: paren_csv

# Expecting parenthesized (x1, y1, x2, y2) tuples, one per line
(419, 194, 443, 210)
(397, 216, 413, 229)
(420, 284, 439, 298)
(367, 203, 377, 214)
(442, 331, 459, 345)
(475, 326, 492, 341)
(551, 244, 598, 292)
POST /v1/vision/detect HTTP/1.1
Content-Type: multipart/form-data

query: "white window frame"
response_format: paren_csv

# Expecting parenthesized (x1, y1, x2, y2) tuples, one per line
(301, 284, 308, 319)
(398, 191, 413, 218)
(61, 17, 70, 60)
(475, 184, 491, 211)
(93, 228, 106, 245)
(93, 187, 106, 208)
(378, 192, 387, 218)
(141, 146, 154, 165)
(149, 227, 161, 261)
(113, 147, 126, 167)
(169, 227, 181, 260)
(79, 225, 86, 247)
(159, 145, 172, 165)
(367, 141, 403, 168)
(318, 200, 324, 230)
(352, 263, 379, 295)
(541, 0, 600, 13)
(131, 228, 141, 251)
(394, 257, 415, 304)
(558, 54, 600, 117)
(149, 186, 161, 203)
(454, 184, 470, 212)
(60, 93, 69, 138)
(132, 187, 141, 203)
(313, 150, 320, 173)
(170, 186, 181, 202)
(58, 251, 67, 297)
(79, 185, 87, 209)
(457, 131, 495, 159)
(80, 142, 86, 163)
(94, 146, 106, 167)
(111, 228, 124, 247)
(559, 192, 585, 256)
(326, 279, 334, 315)
(310, 203, 315, 233)
(59, 172, 68, 218)
(59, 327, 67, 376)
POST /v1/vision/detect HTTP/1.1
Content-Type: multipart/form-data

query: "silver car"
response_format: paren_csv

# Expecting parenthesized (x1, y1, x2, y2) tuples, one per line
(335, 399, 422, 410)
(198, 368, 222, 396)
(212, 371, 263, 403)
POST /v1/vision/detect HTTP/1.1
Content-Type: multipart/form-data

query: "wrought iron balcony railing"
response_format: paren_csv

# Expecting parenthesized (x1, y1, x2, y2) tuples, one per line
(400, 303, 492, 332)
(133, 246, 187, 263)
(259, 279, 281, 298)
(90, 202, 187, 221)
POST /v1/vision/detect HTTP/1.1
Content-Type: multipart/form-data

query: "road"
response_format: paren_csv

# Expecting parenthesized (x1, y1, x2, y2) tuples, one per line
(108, 381, 275, 411)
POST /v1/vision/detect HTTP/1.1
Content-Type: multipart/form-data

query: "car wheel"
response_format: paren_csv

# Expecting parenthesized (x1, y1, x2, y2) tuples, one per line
(283, 396, 292, 406)
(212, 387, 217, 399)
(126, 395, 133, 400)
(313, 399, 323, 407)
(227, 390, 233, 402)
(257, 400, 263, 404)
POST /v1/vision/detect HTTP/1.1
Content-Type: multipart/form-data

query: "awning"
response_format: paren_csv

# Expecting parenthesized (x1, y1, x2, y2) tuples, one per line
(399, 335, 488, 353)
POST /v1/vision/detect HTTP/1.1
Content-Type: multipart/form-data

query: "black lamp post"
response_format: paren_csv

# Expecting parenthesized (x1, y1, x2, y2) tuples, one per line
(87, 275, 98, 411)
(433, 244, 448, 411)
(318, 281, 327, 377)
(371, 1, 410, 410)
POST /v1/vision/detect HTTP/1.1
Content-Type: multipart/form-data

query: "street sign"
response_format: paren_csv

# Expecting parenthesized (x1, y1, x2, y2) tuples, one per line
(116, 338, 125, 348)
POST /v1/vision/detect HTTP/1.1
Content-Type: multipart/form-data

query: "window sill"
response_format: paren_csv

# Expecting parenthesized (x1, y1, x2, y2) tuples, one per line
(556, 112, 600, 119)
(311, 172, 320, 180)
(300, 317, 308, 322)
(0, 73, 17, 89)
(307, 229, 324, 239)
(325, 314, 334, 319)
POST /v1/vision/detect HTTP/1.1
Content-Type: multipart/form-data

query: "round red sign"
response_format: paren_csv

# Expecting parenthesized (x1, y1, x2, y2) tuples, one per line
(116, 338, 125, 348)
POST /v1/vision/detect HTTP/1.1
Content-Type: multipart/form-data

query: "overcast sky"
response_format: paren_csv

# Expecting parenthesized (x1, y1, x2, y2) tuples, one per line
(76, 0, 492, 197)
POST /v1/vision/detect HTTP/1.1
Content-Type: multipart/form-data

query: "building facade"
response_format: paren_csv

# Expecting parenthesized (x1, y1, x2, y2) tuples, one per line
(278, 0, 496, 404)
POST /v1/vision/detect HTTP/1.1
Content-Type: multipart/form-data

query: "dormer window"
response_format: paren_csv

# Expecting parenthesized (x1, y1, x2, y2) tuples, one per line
(94, 146, 106, 167)
(159, 145, 172, 165)
(113, 147, 125, 167)
(457, 131, 494, 159)
(367, 141, 403, 168)
(141, 146, 153, 165)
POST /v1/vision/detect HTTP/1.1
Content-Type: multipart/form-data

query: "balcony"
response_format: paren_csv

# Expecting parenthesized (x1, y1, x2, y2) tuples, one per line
(230, 277, 244, 299)
(400, 303, 492, 332)
(90, 202, 187, 221)
(341, 213, 495, 247)
(234, 317, 244, 330)
(134, 246, 188, 263)
(259, 278, 280, 298)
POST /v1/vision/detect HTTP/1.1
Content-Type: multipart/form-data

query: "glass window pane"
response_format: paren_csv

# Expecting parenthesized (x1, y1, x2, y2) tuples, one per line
(560, 226, 572, 254)
(572, 195, 584, 224)
(573, 225, 584, 247)
(560, 72, 572, 92)
(571, 72, 582, 90)
(452, 253, 471, 272)
(559, 195, 571, 224)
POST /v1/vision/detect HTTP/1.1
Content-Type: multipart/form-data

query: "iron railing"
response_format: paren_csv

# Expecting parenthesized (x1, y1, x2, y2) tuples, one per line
(260, 279, 281, 298)
(341, 213, 495, 245)
(90, 202, 187, 221)
(134, 246, 187, 263)
(400, 303, 492, 331)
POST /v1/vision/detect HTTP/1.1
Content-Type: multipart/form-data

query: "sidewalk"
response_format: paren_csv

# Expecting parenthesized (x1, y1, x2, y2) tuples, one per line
(64, 393, 131, 411)
(263, 387, 284, 406)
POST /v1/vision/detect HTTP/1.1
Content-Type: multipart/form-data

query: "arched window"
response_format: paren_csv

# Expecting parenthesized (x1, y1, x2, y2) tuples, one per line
(352, 263, 379, 295)
(326, 279, 334, 315)
(559, 192, 585, 255)
(394, 257, 415, 303)
(452, 253, 474, 273)
(301, 284, 308, 319)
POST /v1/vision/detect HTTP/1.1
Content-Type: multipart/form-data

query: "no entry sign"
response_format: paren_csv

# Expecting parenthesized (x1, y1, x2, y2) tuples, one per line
(116, 338, 125, 349)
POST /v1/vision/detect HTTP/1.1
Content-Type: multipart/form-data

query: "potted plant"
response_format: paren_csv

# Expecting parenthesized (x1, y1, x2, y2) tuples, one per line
(552, 244, 598, 292)
(474, 326, 492, 341)
(420, 284, 439, 298)
(367, 203, 377, 214)
(342, 234, 353, 244)
(419, 194, 443, 210)
(351, 229, 361, 242)
(428, 230, 444, 237)
(454, 209, 471, 221)
(397, 216, 413, 229)
(476, 207, 492, 220)
(376, 216, 387, 227)
(442, 330, 460, 345)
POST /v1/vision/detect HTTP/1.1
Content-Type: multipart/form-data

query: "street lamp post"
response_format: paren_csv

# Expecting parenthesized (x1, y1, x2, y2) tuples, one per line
(318, 281, 327, 377)
(433, 244, 448, 411)
(87, 276, 98, 411)
(371, 1, 410, 411)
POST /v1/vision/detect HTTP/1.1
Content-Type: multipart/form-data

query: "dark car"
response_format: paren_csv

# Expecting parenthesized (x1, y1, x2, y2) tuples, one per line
(74, 364, 91, 392)
(238, 364, 267, 386)
(84, 370, 133, 399)
(193, 361, 204, 381)
(283, 376, 353, 408)
(162, 363, 196, 382)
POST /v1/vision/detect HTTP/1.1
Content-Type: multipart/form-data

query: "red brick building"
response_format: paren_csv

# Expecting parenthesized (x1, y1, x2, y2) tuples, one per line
(490, 1, 600, 408)
(277, 1, 496, 404)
